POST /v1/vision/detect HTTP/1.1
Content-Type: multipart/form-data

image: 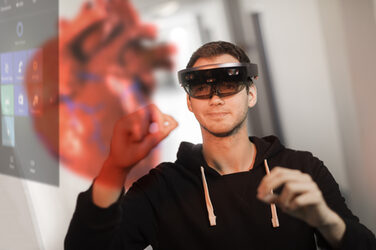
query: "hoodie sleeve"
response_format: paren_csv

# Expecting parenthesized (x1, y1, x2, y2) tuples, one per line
(64, 181, 158, 250)
(304, 154, 376, 250)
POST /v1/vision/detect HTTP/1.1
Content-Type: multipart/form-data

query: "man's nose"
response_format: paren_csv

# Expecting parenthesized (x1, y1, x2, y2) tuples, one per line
(208, 86, 224, 105)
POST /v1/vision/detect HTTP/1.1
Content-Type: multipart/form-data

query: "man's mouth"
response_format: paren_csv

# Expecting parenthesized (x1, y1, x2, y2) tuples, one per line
(206, 112, 230, 118)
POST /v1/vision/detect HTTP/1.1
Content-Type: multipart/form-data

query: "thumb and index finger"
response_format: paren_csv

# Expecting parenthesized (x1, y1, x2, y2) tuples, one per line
(115, 103, 178, 150)
(257, 167, 314, 204)
(139, 104, 178, 151)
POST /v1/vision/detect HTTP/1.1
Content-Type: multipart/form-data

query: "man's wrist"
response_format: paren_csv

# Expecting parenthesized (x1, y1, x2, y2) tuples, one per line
(92, 158, 130, 208)
(96, 157, 130, 189)
(317, 209, 346, 248)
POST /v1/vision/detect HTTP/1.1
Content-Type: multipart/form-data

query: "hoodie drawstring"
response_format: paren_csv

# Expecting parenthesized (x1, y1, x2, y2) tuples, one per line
(200, 160, 280, 228)
(200, 166, 217, 226)
(264, 159, 280, 228)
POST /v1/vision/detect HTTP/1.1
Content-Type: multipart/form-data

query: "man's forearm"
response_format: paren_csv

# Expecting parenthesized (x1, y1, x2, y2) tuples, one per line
(92, 158, 130, 208)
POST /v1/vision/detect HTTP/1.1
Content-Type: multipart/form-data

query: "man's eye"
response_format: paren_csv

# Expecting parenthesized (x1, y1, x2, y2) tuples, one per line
(193, 85, 209, 92)
(222, 82, 237, 90)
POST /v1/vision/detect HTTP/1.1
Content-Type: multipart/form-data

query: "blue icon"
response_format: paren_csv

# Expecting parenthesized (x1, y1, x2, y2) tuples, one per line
(17, 22, 24, 38)
(1, 53, 13, 84)
(14, 84, 29, 116)
(13, 50, 28, 84)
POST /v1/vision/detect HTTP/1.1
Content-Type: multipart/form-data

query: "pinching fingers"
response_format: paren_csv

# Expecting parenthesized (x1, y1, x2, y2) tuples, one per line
(258, 167, 303, 199)
(276, 181, 318, 210)
(289, 190, 323, 211)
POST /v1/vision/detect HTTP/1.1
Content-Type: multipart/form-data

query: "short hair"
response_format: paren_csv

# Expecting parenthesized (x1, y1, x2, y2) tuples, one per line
(186, 41, 251, 68)
(186, 41, 254, 92)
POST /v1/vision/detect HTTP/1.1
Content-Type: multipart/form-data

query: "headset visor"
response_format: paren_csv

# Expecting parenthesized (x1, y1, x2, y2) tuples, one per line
(178, 63, 258, 99)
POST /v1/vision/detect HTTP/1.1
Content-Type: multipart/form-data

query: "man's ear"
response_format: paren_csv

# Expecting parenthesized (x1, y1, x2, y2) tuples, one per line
(248, 84, 257, 108)
(187, 94, 193, 112)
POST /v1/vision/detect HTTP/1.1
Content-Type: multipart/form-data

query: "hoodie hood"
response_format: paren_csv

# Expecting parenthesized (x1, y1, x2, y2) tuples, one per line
(175, 135, 285, 173)
(251, 135, 285, 167)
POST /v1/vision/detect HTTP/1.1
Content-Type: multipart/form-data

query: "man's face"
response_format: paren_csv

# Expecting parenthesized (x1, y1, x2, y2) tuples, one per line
(187, 54, 257, 137)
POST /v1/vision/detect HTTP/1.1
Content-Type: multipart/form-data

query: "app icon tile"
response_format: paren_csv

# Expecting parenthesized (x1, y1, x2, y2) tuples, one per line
(1, 85, 14, 115)
(29, 84, 42, 115)
(28, 49, 43, 83)
(1, 53, 13, 84)
(14, 84, 29, 116)
(1, 116, 15, 147)
(13, 50, 28, 84)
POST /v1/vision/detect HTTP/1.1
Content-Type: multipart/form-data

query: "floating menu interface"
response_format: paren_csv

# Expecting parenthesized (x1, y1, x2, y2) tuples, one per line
(0, 0, 59, 185)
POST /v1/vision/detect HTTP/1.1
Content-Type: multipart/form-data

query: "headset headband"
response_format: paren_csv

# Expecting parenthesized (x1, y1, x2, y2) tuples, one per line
(178, 62, 258, 86)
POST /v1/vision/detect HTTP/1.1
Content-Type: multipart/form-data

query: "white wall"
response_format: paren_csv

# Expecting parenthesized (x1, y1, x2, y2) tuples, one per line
(333, 0, 376, 231)
(241, 0, 348, 189)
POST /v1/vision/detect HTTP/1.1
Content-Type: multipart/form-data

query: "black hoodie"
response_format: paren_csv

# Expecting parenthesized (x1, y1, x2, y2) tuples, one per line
(65, 136, 376, 250)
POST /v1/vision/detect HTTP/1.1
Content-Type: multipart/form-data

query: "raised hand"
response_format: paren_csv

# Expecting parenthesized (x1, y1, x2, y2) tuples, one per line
(257, 167, 345, 247)
(107, 104, 178, 171)
(94, 104, 177, 194)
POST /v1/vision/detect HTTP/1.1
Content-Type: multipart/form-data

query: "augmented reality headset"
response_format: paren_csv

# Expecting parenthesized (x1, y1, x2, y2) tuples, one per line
(177, 62, 258, 99)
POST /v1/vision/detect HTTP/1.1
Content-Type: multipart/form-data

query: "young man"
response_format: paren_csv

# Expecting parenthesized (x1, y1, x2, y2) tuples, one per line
(65, 41, 375, 249)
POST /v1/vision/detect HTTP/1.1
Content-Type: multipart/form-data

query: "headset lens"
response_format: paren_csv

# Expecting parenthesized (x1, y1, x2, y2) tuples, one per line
(185, 81, 246, 99)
